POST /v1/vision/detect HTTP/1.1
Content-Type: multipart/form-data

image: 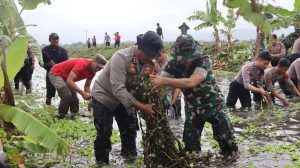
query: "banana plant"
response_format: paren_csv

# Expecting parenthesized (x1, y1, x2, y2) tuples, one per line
(0, 0, 48, 105)
(0, 104, 68, 155)
(188, 0, 224, 54)
(0, 37, 28, 105)
(224, 0, 296, 58)
(0, 0, 69, 161)
(220, 9, 237, 56)
(292, 0, 300, 29)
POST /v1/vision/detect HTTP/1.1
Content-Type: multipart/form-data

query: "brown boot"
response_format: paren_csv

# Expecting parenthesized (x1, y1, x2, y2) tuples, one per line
(45, 97, 51, 105)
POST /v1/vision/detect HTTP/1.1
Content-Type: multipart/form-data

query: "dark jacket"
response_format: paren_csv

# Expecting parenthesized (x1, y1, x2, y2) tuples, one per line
(42, 45, 68, 72)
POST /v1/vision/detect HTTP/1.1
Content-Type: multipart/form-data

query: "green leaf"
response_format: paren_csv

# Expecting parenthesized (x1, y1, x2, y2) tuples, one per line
(225, 0, 296, 35)
(14, 24, 37, 34)
(225, 0, 246, 8)
(17, 140, 48, 153)
(0, 36, 28, 88)
(6, 37, 28, 81)
(0, 0, 27, 38)
(289, 153, 299, 161)
(0, 104, 69, 155)
(18, 0, 51, 10)
(264, 4, 294, 17)
(24, 136, 37, 143)
(188, 0, 223, 31)
(194, 22, 213, 30)
(0, 34, 12, 47)
(294, 0, 300, 11)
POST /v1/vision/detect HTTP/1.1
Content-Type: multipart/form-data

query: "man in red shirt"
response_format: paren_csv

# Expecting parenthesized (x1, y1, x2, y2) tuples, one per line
(48, 55, 106, 118)
(114, 32, 121, 48)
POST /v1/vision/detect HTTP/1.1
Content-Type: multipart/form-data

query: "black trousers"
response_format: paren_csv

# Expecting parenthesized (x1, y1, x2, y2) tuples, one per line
(105, 42, 110, 46)
(92, 99, 137, 164)
(226, 81, 252, 107)
(172, 99, 181, 119)
(226, 80, 262, 107)
(271, 59, 280, 67)
(280, 78, 299, 97)
(46, 72, 56, 98)
(14, 60, 31, 90)
(114, 41, 120, 48)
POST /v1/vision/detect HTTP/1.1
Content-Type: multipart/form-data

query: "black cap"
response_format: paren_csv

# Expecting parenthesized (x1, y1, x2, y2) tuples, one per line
(49, 33, 59, 41)
(137, 31, 163, 57)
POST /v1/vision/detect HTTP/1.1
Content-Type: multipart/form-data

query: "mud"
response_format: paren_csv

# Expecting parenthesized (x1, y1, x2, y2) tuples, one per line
(14, 64, 300, 168)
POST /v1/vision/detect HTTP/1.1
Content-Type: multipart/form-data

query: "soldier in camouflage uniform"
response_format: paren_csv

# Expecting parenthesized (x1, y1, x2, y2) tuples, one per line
(282, 27, 300, 53)
(151, 34, 238, 157)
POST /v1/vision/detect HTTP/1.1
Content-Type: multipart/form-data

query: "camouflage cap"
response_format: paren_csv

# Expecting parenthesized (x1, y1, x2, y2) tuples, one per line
(294, 22, 300, 30)
(171, 34, 202, 62)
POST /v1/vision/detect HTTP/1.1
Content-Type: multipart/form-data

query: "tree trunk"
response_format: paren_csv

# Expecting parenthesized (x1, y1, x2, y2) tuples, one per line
(227, 33, 233, 56)
(254, 26, 261, 60)
(0, 41, 15, 106)
(0, 41, 16, 139)
(214, 27, 221, 54)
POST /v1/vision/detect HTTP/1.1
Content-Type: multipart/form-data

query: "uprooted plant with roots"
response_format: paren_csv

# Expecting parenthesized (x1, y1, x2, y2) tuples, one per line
(129, 64, 211, 167)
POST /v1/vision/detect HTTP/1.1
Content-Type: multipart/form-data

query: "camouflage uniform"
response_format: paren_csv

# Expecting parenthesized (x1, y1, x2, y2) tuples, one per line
(161, 35, 238, 156)
(282, 31, 300, 53)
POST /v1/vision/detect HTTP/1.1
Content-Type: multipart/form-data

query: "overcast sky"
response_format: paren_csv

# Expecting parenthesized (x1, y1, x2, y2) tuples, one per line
(19, 0, 295, 44)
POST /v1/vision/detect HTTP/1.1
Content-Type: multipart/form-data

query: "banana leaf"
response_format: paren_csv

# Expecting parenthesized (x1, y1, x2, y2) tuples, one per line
(0, 104, 68, 155)
(17, 140, 48, 153)
(0, 34, 12, 47)
(18, 0, 51, 10)
(0, 0, 27, 38)
(294, 0, 300, 11)
(0, 36, 28, 88)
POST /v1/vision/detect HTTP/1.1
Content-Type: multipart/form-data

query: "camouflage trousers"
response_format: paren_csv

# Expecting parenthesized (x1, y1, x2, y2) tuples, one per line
(183, 104, 238, 156)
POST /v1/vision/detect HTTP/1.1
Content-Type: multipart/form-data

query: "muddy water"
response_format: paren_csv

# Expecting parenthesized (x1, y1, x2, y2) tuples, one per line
(16, 64, 300, 167)
(213, 71, 300, 168)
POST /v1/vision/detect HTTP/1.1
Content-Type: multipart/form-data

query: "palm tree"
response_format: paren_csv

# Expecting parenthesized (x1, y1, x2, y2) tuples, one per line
(188, 0, 224, 54)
